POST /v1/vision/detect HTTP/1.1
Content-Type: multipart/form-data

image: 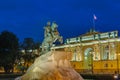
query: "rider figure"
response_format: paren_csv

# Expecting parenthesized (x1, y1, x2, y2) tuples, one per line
(44, 21, 52, 38)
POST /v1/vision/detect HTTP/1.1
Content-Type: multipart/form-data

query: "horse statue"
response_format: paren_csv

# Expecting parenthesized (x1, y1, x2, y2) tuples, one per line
(41, 22, 63, 55)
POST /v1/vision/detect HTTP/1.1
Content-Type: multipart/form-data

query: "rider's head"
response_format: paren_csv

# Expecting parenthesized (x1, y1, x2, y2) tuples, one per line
(47, 21, 51, 26)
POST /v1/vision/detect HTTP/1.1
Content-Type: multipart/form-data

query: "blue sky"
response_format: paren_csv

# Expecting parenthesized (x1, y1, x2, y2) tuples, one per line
(0, 0, 120, 42)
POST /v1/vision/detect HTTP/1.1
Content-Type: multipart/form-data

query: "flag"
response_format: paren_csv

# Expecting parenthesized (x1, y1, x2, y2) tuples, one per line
(93, 14, 97, 20)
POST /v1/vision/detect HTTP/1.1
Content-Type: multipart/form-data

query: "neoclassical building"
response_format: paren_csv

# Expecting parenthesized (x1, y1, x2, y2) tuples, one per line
(51, 29, 120, 74)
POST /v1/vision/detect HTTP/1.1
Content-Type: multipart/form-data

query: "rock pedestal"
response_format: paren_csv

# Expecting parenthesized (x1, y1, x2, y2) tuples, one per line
(21, 51, 84, 80)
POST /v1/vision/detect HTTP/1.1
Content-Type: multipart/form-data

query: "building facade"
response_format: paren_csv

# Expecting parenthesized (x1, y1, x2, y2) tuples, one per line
(51, 30, 120, 74)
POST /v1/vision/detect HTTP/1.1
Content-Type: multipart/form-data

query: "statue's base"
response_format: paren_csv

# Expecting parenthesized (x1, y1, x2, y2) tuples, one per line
(20, 51, 84, 80)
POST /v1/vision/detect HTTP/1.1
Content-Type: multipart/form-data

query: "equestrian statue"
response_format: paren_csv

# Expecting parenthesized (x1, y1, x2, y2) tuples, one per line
(41, 21, 63, 55)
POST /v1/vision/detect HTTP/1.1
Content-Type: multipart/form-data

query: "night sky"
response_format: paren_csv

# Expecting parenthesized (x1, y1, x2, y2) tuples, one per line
(0, 0, 120, 42)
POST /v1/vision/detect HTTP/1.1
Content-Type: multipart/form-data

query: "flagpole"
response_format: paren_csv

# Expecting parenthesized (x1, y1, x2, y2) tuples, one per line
(93, 14, 97, 32)
(93, 16, 95, 30)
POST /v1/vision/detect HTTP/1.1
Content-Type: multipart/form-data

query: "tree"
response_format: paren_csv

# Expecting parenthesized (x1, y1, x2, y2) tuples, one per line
(22, 38, 35, 51)
(0, 31, 19, 73)
(20, 38, 36, 66)
(34, 41, 41, 49)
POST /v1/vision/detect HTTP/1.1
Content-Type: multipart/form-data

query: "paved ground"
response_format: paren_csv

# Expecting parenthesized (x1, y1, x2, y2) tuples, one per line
(0, 73, 119, 80)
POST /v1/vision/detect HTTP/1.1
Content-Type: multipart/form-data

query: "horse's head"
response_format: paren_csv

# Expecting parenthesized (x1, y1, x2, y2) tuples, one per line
(51, 22, 58, 31)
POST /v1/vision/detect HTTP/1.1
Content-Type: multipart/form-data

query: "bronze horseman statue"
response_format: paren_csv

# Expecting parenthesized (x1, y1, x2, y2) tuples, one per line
(41, 21, 63, 54)
(15, 22, 84, 80)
